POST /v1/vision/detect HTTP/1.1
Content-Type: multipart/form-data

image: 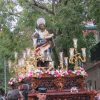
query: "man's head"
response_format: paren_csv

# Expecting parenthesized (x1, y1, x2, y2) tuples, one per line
(36, 87, 47, 100)
(37, 93, 46, 100)
(7, 89, 20, 100)
(37, 18, 46, 31)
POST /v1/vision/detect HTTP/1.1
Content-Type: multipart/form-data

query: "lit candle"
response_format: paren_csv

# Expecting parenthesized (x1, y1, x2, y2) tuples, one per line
(69, 48, 74, 58)
(73, 38, 78, 48)
(81, 48, 86, 57)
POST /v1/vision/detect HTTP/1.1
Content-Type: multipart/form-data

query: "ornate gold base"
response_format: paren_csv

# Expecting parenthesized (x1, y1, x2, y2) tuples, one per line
(74, 66, 80, 70)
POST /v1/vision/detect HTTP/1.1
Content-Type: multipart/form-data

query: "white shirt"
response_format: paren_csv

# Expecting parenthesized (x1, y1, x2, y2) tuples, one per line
(36, 29, 48, 39)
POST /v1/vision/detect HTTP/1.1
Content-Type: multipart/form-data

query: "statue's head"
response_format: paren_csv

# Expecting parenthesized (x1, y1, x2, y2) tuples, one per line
(37, 18, 46, 31)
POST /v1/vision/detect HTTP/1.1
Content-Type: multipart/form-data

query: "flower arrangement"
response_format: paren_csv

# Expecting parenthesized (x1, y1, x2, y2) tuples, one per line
(72, 67, 88, 77)
(70, 87, 78, 93)
(49, 70, 69, 77)
(8, 67, 87, 86)
(18, 74, 25, 82)
(8, 77, 18, 85)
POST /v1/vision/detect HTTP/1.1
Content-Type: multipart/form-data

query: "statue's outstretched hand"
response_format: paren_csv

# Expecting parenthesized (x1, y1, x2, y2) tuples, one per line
(45, 34, 54, 39)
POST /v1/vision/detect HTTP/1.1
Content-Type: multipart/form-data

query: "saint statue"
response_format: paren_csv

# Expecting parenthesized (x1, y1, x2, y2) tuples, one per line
(32, 18, 54, 68)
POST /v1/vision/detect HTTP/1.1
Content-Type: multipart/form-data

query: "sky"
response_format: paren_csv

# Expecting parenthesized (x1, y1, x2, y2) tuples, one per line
(8, 0, 52, 32)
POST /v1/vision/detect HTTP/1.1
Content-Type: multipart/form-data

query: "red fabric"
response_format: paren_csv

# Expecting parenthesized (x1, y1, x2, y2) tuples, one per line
(35, 43, 50, 56)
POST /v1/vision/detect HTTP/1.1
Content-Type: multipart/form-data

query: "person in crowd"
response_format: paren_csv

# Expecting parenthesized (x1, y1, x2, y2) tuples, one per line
(0, 88, 5, 100)
(7, 89, 20, 100)
(95, 91, 100, 100)
(18, 82, 32, 100)
(36, 86, 47, 100)
(7, 84, 23, 100)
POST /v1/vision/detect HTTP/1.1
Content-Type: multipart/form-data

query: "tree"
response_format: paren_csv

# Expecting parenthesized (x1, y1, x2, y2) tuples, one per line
(4, 0, 98, 62)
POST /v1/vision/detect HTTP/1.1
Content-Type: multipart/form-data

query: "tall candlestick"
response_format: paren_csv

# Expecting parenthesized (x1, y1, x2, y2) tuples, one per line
(26, 48, 31, 57)
(23, 51, 26, 59)
(14, 51, 18, 59)
(18, 59, 21, 67)
(21, 58, 25, 66)
(59, 52, 63, 69)
(64, 57, 68, 67)
(49, 61, 54, 67)
(32, 38, 37, 48)
(81, 48, 86, 57)
(8, 60, 12, 69)
(46, 51, 52, 61)
(18, 58, 25, 67)
(69, 48, 74, 58)
(73, 38, 78, 48)
(59, 52, 63, 60)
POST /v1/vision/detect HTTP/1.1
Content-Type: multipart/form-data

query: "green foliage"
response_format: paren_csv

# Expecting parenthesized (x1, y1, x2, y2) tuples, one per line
(89, 0, 100, 29)
(0, 0, 98, 60)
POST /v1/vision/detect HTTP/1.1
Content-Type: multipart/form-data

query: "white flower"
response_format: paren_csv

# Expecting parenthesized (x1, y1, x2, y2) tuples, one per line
(50, 70, 55, 75)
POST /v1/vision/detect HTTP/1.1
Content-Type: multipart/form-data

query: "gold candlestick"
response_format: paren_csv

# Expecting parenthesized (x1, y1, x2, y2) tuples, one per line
(69, 39, 86, 70)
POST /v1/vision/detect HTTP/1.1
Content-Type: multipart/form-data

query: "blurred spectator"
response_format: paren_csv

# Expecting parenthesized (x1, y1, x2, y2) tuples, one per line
(95, 91, 100, 100)
(36, 86, 47, 100)
(7, 89, 20, 100)
(0, 88, 5, 100)
(19, 84, 30, 100)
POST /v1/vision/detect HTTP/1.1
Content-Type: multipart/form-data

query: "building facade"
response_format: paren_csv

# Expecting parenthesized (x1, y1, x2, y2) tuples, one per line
(85, 61, 100, 90)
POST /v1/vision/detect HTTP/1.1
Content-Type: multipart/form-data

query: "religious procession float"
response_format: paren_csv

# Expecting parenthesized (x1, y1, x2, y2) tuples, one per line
(8, 18, 96, 100)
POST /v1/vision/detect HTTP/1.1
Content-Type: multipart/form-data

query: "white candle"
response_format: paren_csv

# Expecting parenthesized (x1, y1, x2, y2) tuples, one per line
(81, 48, 86, 57)
(18, 58, 25, 67)
(18, 59, 21, 66)
(32, 38, 37, 48)
(50, 61, 54, 67)
(41, 49, 44, 56)
(73, 38, 78, 48)
(21, 58, 25, 66)
(69, 48, 74, 57)
(64, 57, 68, 67)
(59, 52, 63, 68)
(59, 52, 63, 60)
(8, 60, 12, 69)
(23, 51, 26, 59)
(46, 51, 52, 61)
(14, 51, 18, 59)
(26, 48, 31, 57)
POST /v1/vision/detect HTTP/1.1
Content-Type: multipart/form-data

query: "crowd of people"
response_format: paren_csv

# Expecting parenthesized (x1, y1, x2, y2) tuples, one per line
(0, 84, 47, 100)
(0, 86, 100, 100)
